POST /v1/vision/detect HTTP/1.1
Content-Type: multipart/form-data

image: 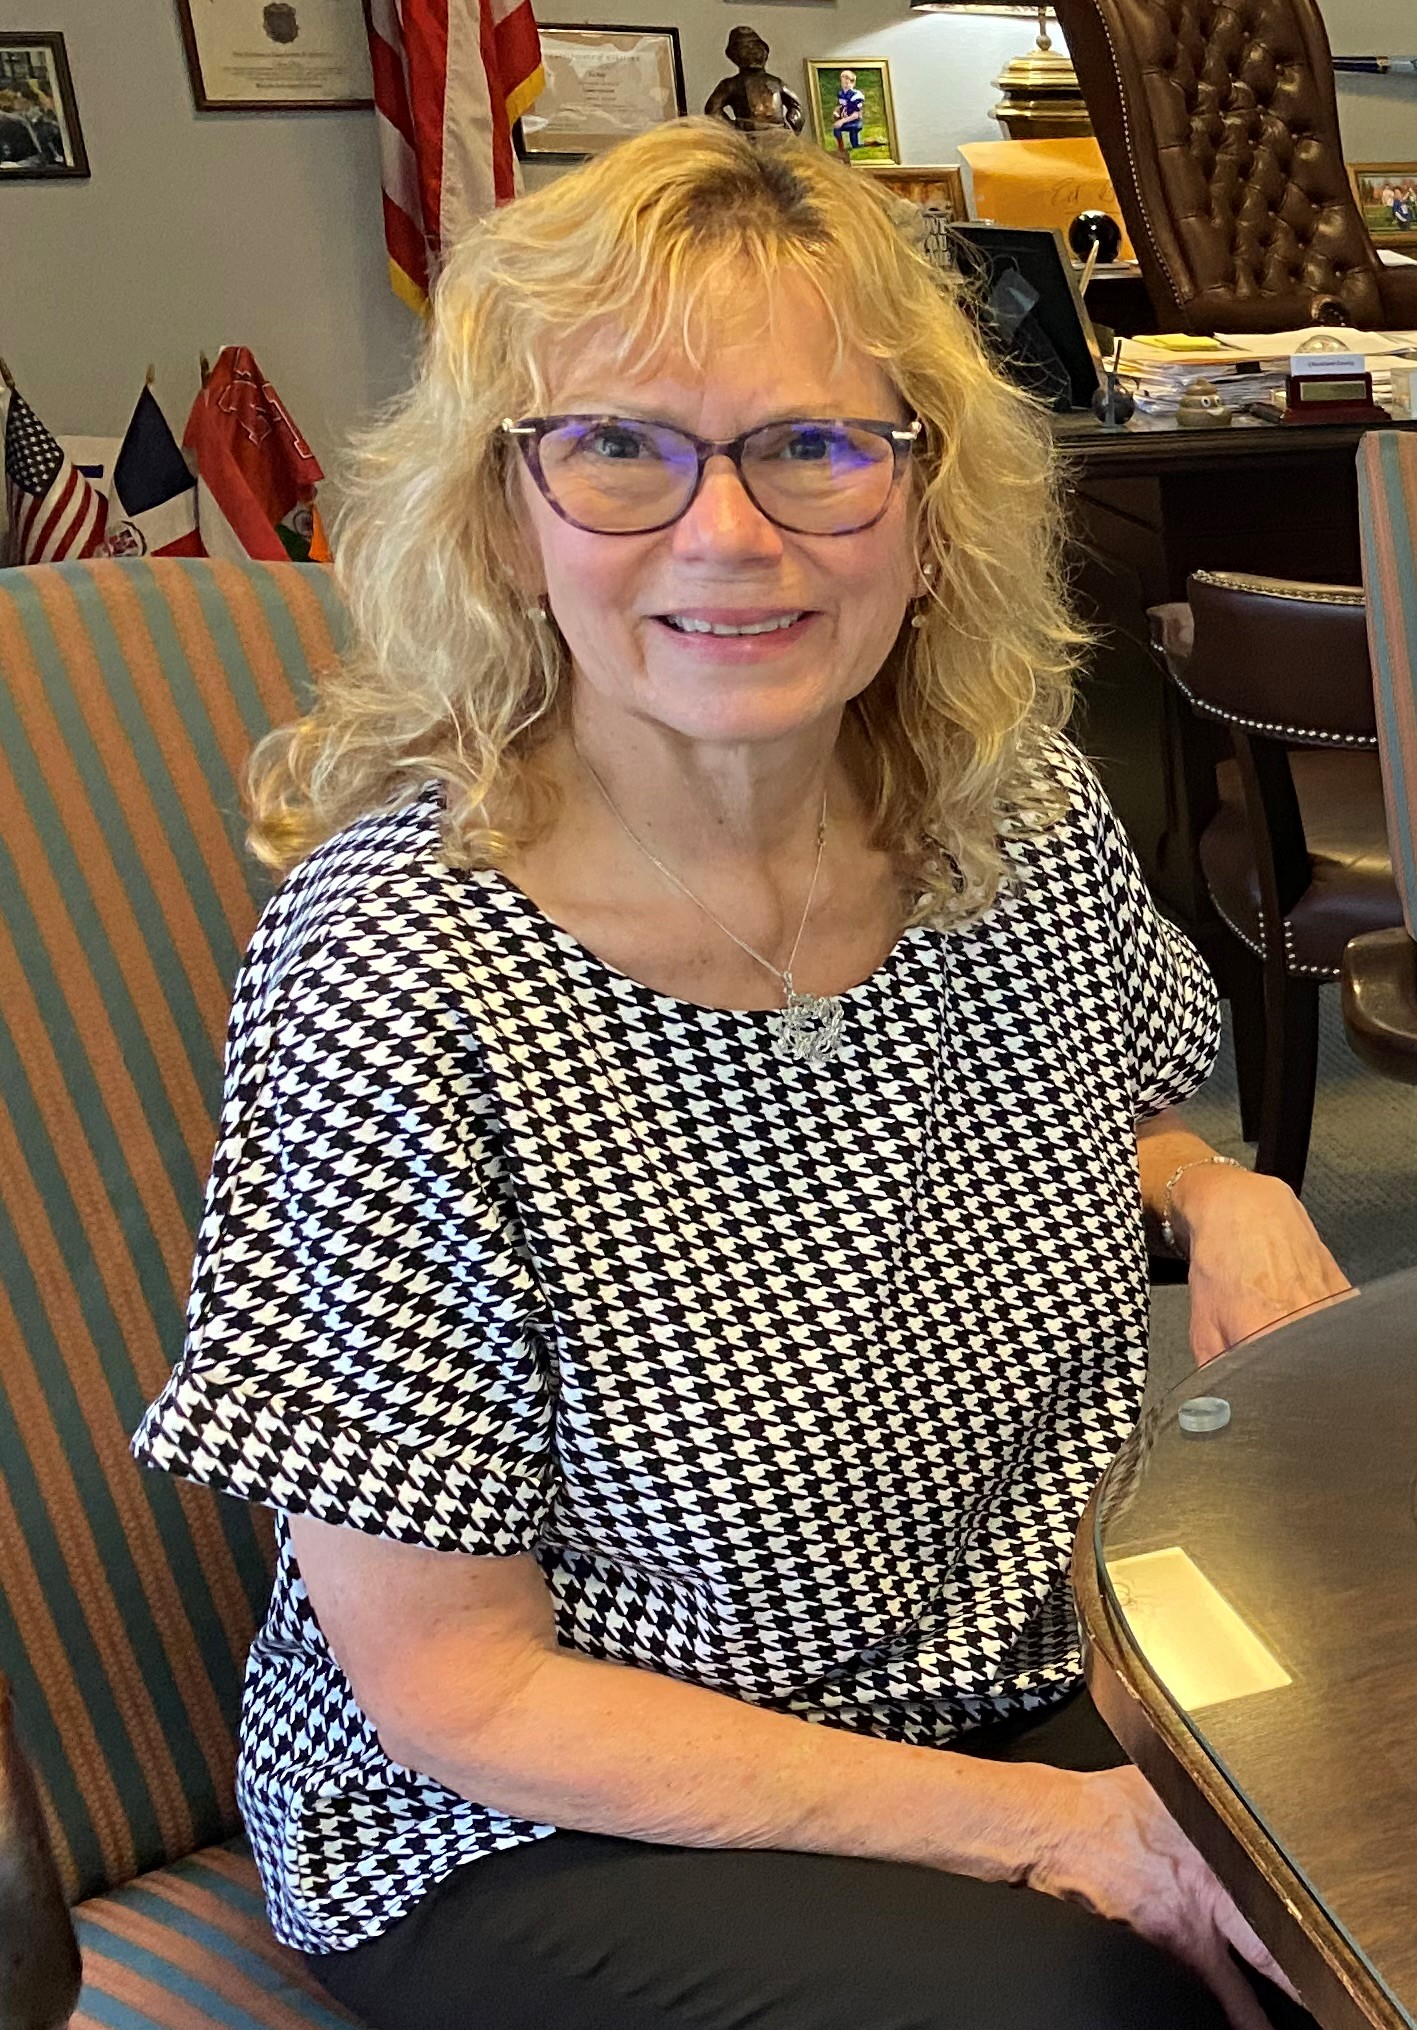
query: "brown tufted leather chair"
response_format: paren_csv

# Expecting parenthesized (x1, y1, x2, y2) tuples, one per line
(1052, 0, 1417, 334)
(1151, 571, 1404, 1193)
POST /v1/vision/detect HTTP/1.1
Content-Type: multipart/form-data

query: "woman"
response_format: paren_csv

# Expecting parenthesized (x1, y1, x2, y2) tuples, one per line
(134, 121, 1344, 2030)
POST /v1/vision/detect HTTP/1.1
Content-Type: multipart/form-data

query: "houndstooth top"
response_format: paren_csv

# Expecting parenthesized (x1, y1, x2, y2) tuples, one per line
(133, 738, 1218, 1954)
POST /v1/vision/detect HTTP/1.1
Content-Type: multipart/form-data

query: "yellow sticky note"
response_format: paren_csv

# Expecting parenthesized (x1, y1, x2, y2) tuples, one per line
(1107, 1547, 1292, 1711)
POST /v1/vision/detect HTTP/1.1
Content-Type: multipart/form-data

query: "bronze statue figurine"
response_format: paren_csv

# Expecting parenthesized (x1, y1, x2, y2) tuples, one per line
(704, 27, 805, 136)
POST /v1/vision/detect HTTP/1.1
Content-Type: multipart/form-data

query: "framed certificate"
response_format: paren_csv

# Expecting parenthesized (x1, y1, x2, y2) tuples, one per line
(175, 0, 373, 111)
(515, 25, 686, 162)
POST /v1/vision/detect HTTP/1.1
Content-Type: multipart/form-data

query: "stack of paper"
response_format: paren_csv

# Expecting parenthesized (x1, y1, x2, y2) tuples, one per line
(1115, 328, 1417, 416)
(1215, 328, 1417, 410)
(1115, 335, 1287, 416)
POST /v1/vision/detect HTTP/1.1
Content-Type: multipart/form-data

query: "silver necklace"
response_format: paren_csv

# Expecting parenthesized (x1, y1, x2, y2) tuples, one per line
(575, 744, 847, 1067)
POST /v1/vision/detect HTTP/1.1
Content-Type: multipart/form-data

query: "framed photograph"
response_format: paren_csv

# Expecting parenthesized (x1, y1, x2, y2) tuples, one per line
(174, 0, 373, 111)
(515, 25, 686, 161)
(858, 164, 967, 222)
(804, 58, 900, 169)
(1349, 162, 1417, 249)
(0, 33, 88, 178)
(949, 222, 1104, 411)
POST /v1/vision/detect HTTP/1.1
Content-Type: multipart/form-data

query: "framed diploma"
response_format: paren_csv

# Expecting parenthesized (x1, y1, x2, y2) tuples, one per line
(515, 24, 686, 161)
(175, 0, 373, 111)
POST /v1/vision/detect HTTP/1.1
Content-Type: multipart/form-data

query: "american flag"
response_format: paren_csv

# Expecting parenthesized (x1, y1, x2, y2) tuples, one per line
(4, 387, 108, 565)
(366, 0, 544, 314)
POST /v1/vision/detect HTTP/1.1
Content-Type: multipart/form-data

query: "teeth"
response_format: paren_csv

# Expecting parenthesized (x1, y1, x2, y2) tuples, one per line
(667, 613, 803, 637)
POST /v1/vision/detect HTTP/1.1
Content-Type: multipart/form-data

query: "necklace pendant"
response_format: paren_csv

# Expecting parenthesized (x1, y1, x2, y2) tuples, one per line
(771, 986, 846, 1066)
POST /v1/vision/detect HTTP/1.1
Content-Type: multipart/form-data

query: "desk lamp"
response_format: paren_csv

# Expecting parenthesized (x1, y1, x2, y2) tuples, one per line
(908, 3, 1091, 139)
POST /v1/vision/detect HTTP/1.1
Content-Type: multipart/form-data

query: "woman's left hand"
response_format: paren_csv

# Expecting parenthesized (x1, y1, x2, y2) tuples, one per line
(1171, 1164, 1351, 1366)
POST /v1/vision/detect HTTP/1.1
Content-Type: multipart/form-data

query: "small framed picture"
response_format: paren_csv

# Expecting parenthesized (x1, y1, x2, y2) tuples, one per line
(804, 58, 900, 168)
(174, 0, 373, 111)
(0, 33, 88, 178)
(1349, 163, 1417, 249)
(858, 164, 967, 222)
(515, 25, 686, 161)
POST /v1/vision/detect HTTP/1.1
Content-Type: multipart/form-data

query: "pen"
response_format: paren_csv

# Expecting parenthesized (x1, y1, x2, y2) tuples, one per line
(1333, 57, 1417, 75)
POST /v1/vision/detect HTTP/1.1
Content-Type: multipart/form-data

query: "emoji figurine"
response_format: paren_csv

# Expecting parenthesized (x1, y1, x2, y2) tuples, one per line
(1176, 379, 1234, 429)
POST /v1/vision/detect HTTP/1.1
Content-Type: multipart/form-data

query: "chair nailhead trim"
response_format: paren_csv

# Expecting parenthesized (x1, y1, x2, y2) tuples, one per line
(1191, 570, 1367, 610)
(1093, 13, 1183, 300)
(1169, 670, 1377, 747)
(1211, 897, 1339, 980)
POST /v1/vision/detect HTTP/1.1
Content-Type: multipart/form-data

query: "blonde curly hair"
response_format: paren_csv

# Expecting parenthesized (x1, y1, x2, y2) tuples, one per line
(248, 117, 1085, 924)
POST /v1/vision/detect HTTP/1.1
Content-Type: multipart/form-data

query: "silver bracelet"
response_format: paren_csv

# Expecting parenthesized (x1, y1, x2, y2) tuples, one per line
(1159, 1155, 1245, 1257)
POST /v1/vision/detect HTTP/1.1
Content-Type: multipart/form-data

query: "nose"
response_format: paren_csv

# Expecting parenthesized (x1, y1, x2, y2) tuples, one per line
(670, 452, 784, 562)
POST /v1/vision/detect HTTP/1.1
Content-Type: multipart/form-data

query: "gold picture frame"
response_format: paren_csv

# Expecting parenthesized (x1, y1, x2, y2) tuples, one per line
(1349, 161, 1417, 251)
(858, 164, 967, 222)
(804, 58, 900, 168)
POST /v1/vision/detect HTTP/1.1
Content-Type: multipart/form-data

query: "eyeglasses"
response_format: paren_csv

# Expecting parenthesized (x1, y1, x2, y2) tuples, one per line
(501, 414, 921, 537)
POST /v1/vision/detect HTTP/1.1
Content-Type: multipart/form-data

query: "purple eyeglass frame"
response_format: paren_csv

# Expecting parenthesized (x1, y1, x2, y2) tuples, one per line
(500, 413, 922, 536)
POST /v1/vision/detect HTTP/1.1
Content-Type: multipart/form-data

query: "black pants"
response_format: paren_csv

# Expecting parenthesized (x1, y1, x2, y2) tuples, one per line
(308, 1692, 1316, 2030)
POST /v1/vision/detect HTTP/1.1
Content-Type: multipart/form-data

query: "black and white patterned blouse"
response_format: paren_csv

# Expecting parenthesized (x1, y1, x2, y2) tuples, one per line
(133, 738, 1218, 1954)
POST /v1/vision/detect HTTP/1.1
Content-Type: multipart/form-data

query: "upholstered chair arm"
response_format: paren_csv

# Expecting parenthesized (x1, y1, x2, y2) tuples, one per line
(0, 1674, 82, 2030)
(1343, 928, 1417, 1083)
(1175, 573, 1373, 743)
(1378, 266, 1417, 330)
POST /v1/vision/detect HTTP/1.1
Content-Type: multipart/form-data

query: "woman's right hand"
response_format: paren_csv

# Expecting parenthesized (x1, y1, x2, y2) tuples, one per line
(1024, 1765, 1299, 2030)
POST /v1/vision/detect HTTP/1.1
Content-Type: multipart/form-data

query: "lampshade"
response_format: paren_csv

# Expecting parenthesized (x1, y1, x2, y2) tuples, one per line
(907, 2, 1090, 139)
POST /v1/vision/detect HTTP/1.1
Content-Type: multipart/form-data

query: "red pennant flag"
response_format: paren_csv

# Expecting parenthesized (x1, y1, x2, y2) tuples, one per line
(182, 348, 325, 562)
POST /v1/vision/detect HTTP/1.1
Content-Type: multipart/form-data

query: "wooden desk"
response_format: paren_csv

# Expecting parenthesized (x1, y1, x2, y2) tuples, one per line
(1072, 1273, 1417, 2030)
(1055, 413, 1417, 942)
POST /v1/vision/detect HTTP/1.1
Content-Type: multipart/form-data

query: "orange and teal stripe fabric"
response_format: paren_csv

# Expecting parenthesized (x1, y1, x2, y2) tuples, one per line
(1359, 431, 1417, 937)
(0, 558, 347, 1905)
(74, 1839, 362, 2030)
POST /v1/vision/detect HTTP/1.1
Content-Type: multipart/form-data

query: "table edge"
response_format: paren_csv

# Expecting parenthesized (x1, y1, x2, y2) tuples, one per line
(1071, 1488, 1407, 2030)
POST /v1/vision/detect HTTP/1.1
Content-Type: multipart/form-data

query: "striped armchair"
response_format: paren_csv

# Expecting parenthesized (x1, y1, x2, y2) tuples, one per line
(0, 560, 360, 2029)
(1347, 434, 1417, 1082)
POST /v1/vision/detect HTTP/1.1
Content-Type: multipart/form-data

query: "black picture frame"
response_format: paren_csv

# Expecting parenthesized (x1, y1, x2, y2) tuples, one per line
(0, 32, 89, 180)
(514, 24, 686, 163)
(948, 223, 1105, 413)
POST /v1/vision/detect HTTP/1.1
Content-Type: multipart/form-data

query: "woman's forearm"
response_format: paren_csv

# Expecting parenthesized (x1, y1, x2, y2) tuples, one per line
(1136, 1106, 1220, 1213)
(380, 1641, 1066, 1882)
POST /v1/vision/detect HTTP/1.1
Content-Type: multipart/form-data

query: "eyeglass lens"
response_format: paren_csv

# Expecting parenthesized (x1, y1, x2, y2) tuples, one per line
(535, 418, 899, 534)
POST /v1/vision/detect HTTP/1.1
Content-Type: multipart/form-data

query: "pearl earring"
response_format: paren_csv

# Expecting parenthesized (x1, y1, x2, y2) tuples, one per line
(911, 563, 937, 630)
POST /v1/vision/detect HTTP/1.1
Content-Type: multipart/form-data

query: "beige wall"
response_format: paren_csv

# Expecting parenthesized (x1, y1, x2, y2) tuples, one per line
(1, 0, 1413, 474)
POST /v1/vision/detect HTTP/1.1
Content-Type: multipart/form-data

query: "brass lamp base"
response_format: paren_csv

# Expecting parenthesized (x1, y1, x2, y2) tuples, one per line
(992, 8, 1092, 139)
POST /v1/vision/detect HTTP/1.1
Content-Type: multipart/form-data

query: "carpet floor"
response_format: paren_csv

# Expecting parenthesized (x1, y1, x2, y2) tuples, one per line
(1148, 983, 1417, 1397)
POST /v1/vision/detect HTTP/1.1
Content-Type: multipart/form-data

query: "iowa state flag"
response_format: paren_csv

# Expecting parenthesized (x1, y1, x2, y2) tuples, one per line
(182, 348, 329, 562)
(102, 385, 202, 558)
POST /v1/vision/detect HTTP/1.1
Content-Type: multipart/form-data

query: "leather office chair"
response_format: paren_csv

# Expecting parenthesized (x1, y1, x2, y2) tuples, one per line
(1151, 570, 1403, 1194)
(1345, 431, 1417, 1083)
(1052, 0, 1417, 334)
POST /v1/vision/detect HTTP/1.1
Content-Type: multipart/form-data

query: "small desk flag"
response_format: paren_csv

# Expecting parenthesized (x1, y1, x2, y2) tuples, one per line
(103, 385, 202, 558)
(3, 382, 109, 564)
(182, 348, 328, 562)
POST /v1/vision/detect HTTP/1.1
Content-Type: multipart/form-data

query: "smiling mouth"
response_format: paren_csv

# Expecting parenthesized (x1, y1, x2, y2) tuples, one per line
(658, 612, 808, 637)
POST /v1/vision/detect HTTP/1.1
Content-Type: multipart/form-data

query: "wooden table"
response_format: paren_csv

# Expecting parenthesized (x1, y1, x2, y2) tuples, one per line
(1072, 1272, 1417, 2029)
(1054, 411, 1417, 949)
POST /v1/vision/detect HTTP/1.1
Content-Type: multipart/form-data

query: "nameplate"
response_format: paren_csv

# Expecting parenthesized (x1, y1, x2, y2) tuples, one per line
(1289, 352, 1367, 378)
